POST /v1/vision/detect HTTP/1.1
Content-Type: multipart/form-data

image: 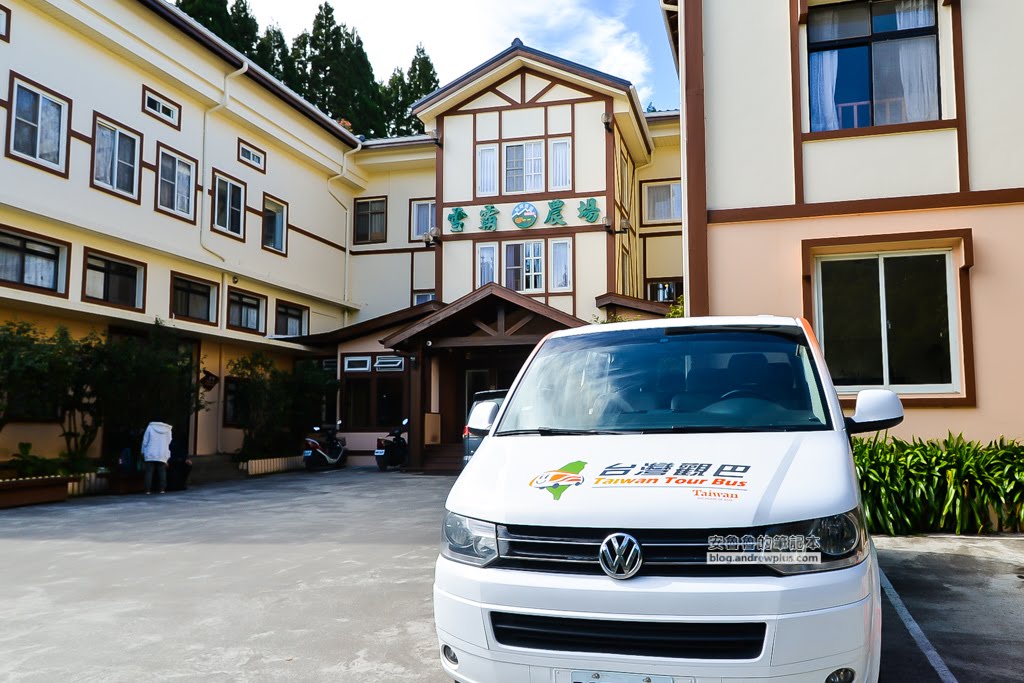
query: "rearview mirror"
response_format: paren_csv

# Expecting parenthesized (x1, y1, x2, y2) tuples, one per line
(467, 401, 500, 436)
(845, 389, 904, 434)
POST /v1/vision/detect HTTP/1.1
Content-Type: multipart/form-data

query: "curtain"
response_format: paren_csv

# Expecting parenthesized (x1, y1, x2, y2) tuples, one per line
(551, 140, 571, 189)
(504, 244, 522, 290)
(38, 97, 62, 165)
(477, 147, 497, 195)
(0, 243, 20, 283)
(175, 160, 192, 214)
(415, 203, 432, 236)
(647, 184, 672, 220)
(894, 0, 938, 122)
(23, 253, 55, 289)
(525, 141, 543, 192)
(115, 133, 136, 193)
(13, 88, 38, 157)
(809, 8, 840, 132)
(159, 154, 176, 209)
(478, 246, 495, 285)
(94, 125, 115, 186)
(552, 241, 570, 290)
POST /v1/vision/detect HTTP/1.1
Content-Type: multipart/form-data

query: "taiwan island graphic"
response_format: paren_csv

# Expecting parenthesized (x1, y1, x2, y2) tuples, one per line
(529, 461, 587, 500)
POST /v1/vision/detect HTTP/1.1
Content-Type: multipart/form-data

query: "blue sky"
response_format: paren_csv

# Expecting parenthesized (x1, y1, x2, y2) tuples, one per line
(246, 0, 680, 112)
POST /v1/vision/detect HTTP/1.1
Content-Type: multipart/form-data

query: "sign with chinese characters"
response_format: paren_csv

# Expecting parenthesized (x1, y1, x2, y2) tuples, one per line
(578, 197, 601, 223)
(447, 207, 467, 233)
(511, 202, 539, 228)
(544, 199, 567, 226)
(479, 204, 499, 231)
(528, 461, 753, 502)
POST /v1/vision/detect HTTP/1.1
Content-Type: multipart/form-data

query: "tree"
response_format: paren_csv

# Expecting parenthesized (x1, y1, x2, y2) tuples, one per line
(338, 27, 386, 137)
(380, 67, 407, 137)
(305, 3, 344, 115)
(46, 327, 106, 472)
(254, 25, 294, 84)
(0, 322, 54, 435)
(665, 295, 686, 318)
(289, 30, 312, 96)
(382, 44, 439, 137)
(176, 0, 233, 42)
(403, 44, 438, 132)
(227, 0, 260, 55)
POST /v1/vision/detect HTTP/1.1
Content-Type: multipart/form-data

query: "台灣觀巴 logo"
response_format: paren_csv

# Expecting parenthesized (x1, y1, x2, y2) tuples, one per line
(530, 461, 586, 500)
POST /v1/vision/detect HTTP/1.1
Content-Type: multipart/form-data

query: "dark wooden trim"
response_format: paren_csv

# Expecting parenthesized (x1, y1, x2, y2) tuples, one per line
(435, 116, 445, 300)
(70, 129, 92, 144)
(297, 300, 443, 346)
(682, 0, 709, 316)
(441, 223, 604, 243)
(0, 3, 11, 43)
(260, 192, 289, 257)
(225, 285, 268, 336)
(951, 0, 970, 192)
(81, 247, 148, 313)
(237, 137, 267, 174)
(595, 292, 670, 316)
(154, 142, 199, 226)
(274, 297, 310, 336)
(637, 177, 682, 227)
(5, 72, 73, 179)
(710, 187, 1024, 224)
(797, 0, 808, 25)
(353, 195, 388, 245)
(89, 111, 144, 205)
(0, 223, 72, 299)
(408, 196, 435, 244)
(789, 0, 804, 205)
(803, 118, 959, 142)
(528, 80, 558, 104)
(604, 98, 616, 293)
(169, 270, 219, 326)
(450, 189, 601, 210)
(290, 224, 345, 252)
(430, 335, 544, 349)
(350, 245, 424, 255)
(210, 168, 247, 242)
(141, 84, 182, 131)
(491, 84, 519, 107)
(640, 229, 682, 239)
(801, 228, 975, 408)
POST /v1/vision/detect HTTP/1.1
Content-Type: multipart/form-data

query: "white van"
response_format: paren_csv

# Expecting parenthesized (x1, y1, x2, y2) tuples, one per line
(434, 317, 903, 683)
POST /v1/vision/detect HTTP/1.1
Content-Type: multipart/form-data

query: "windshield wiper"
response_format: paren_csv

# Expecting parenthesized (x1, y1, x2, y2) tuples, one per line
(495, 427, 632, 436)
(642, 425, 793, 434)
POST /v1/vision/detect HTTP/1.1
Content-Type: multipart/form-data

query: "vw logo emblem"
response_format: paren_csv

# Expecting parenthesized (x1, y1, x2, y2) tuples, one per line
(598, 533, 643, 580)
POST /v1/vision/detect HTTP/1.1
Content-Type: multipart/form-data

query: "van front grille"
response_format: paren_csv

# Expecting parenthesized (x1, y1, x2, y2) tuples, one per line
(490, 612, 766, 660)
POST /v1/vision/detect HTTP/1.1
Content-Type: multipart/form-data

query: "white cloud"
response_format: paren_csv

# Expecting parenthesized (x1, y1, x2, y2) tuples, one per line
(245, 0, 653, 102)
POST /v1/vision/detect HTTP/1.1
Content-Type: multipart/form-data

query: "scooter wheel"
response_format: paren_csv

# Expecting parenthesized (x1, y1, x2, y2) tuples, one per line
(376, 456, 388, 472)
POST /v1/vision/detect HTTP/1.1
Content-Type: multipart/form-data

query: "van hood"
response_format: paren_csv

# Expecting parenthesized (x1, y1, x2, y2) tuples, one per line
(447, 431, 859, 529)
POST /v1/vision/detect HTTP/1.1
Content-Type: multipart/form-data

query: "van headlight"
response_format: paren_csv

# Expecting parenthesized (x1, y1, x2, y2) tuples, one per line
(765, 508, 867, 575)
(441, 512, 498, 567)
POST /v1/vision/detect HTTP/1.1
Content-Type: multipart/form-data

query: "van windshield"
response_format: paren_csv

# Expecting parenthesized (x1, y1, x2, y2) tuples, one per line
(495, 326, 832, 435)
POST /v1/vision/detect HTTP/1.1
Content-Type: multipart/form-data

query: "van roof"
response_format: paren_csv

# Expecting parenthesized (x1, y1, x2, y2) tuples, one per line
(547, 316, 805, 340)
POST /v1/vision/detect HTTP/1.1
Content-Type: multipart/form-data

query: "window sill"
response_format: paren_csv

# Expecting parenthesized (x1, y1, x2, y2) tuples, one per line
(0, 279, 67, 299)
(170, 314, 217, 327)
(226, 323, 266, 337)
(82, 296, 144, 313)
(261, 244, 287, 257)
(155, 205, 197, 225)
(837, 393, 974, 409)
(804, 119, 958, 143)
(6, 149, 68, 178)
(212, 226, 246, 243)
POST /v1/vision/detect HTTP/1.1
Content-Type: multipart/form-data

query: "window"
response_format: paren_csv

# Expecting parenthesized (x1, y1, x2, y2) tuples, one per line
(648, 279, 682, 303)
(262, 195, 287, 253)
(10, 78, 69, 173)
(504, 140, 544, 194)
(142, 86, 180, 128)
(549, 239, 572, 292)
(816, 250, 957, 392)
(213, 173, 245, 237)
(549, 138, 572, 191)
(171, 274, 216, 323)
(227, 288, 265, 333)
(223, 377, 247, 428)
(355, 198, 386, 244)
(411, 199, 435, 240)
(808, 0, 939, 132)
(157, 146, 195, 220)
(477, 243, 497, 287)
(413, 291, 436, 305)
(92, 117, 140, 198)
(504, 240, 544, 293)
(1, 5, 11, 42)
(238, 139, 266, 172)
(476, 144, 498, 197)
(341, 354, 408, 430)
(644, 181, 682, 223)
(84, 252, 144, 309)
(275, 301, 307, 336)
(0, 229, 66, 294)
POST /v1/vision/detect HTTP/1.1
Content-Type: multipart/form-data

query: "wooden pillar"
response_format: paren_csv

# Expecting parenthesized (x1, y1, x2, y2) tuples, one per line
(408, 341, 426, 469)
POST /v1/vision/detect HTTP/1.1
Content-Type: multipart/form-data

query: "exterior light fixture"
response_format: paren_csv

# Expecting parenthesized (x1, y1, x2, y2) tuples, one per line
(422, 226, 441, 248)
(604, 216, 628, 235)
(601, 112, 613, 132)
(429, 128, 443, 148)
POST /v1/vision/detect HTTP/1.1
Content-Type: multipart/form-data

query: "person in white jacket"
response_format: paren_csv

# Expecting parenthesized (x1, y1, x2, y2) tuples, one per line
(141, 421, 173, 494)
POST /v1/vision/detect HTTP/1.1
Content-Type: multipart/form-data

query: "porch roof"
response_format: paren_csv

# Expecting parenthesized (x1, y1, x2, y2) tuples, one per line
(294, 300, 444, 347)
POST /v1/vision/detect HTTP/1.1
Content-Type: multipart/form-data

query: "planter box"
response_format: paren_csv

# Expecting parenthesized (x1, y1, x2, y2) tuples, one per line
(68, 472, 110, 497)
(106, 472, 145, 494)
(0, 476, 76, 509)
(240, 456, 305, 476)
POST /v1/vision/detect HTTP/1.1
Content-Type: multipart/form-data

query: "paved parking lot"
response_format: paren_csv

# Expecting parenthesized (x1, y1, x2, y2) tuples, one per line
(0, 469, 1021, 682)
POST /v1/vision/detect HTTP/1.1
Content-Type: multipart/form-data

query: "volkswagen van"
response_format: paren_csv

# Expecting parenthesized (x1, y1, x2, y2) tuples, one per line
(434, 317, 903, 683)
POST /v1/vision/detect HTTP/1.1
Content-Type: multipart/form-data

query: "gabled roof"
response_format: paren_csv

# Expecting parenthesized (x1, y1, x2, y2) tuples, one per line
(381, 283, 585, 348)
(294, 300, 445, 347)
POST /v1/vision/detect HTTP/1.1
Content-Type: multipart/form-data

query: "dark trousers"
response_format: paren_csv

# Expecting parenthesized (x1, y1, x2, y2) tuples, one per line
(144, 461, 167, 493)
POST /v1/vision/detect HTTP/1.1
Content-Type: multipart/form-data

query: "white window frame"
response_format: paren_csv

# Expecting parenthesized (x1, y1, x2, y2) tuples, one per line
(0, 7, 11, 42)
(476, 242, 498, 287)
(238, 140, 266, 172)
(0, 229, 68, 294)
(143, 87, 180, 128)
(10, 79, 69, 173)
(814, 248, 960, 395)
(548, 238, 572, 292)
(374, 356, 406, 372)
(262, 196, 287, 253)
(213, 174, 246, 237)
(476, 144, 498, 197)
(643, 180, 683, 224)
(344, 356, 372, 373)
(503, 239, 545, 294)
(171, 274, 218, 323)
(227, 289, 266, 333)
(92, 117, 141, 199)
(548, 137, 572, 191)
(84, 252, 145, 310)
(157, 148, 195, 220)
(503, 140, 544, 195)
(413, 292, 436, 305)
(411, 199, 436, 240)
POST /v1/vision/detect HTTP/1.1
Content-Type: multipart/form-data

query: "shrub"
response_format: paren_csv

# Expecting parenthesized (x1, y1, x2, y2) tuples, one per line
(854, 433, 1024, 535)
(10, 443, 64, 478)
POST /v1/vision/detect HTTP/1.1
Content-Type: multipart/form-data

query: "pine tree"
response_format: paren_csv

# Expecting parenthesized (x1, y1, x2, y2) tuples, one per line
(289, 30, 312, 97)
(176, 0, 233, 43)
(254, 25, 295, 84)
(227, 0, 259, 56)
(383, 44, 439, 136)
(338, 28, 386, 138)
(306, 3, 344, 115)
(405, 44, 439, 110)
(381, 67, 407, 137)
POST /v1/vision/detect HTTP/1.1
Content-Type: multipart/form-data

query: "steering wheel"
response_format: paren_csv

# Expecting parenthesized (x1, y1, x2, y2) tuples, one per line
(718, 388, 774, 402)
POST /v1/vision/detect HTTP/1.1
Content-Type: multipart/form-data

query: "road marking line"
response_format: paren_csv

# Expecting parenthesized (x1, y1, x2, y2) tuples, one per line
(880, 569, 959, 683)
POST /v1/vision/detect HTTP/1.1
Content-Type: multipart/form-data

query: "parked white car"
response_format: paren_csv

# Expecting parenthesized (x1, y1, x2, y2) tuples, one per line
(434, 316, 903, 683)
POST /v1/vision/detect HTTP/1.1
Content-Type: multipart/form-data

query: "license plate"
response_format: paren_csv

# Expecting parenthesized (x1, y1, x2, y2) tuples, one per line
(373, 449, 385, 456)
(569, 673, 677, 683)
(302, 450, 313, 457)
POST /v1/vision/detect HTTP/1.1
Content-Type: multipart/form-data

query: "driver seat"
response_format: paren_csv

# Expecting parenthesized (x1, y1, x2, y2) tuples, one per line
(727, 353, 773, 395)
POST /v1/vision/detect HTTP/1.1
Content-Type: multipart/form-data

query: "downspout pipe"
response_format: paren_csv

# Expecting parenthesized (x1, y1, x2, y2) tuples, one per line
(327, 137, 363, 326)
(200, 62, 249, 263)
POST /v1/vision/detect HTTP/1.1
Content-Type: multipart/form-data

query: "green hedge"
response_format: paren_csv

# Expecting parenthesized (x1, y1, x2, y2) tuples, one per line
(853, 434, 1024, 535)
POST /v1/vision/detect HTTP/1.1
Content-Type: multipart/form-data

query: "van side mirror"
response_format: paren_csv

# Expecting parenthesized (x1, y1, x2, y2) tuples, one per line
(845, 389, 904, 434)
(467, 401, 499, 436)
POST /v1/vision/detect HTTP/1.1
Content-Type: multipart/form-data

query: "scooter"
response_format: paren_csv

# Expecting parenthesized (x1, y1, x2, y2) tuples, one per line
(303, 420, 347, 470)
(374, 418, 409, 471)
